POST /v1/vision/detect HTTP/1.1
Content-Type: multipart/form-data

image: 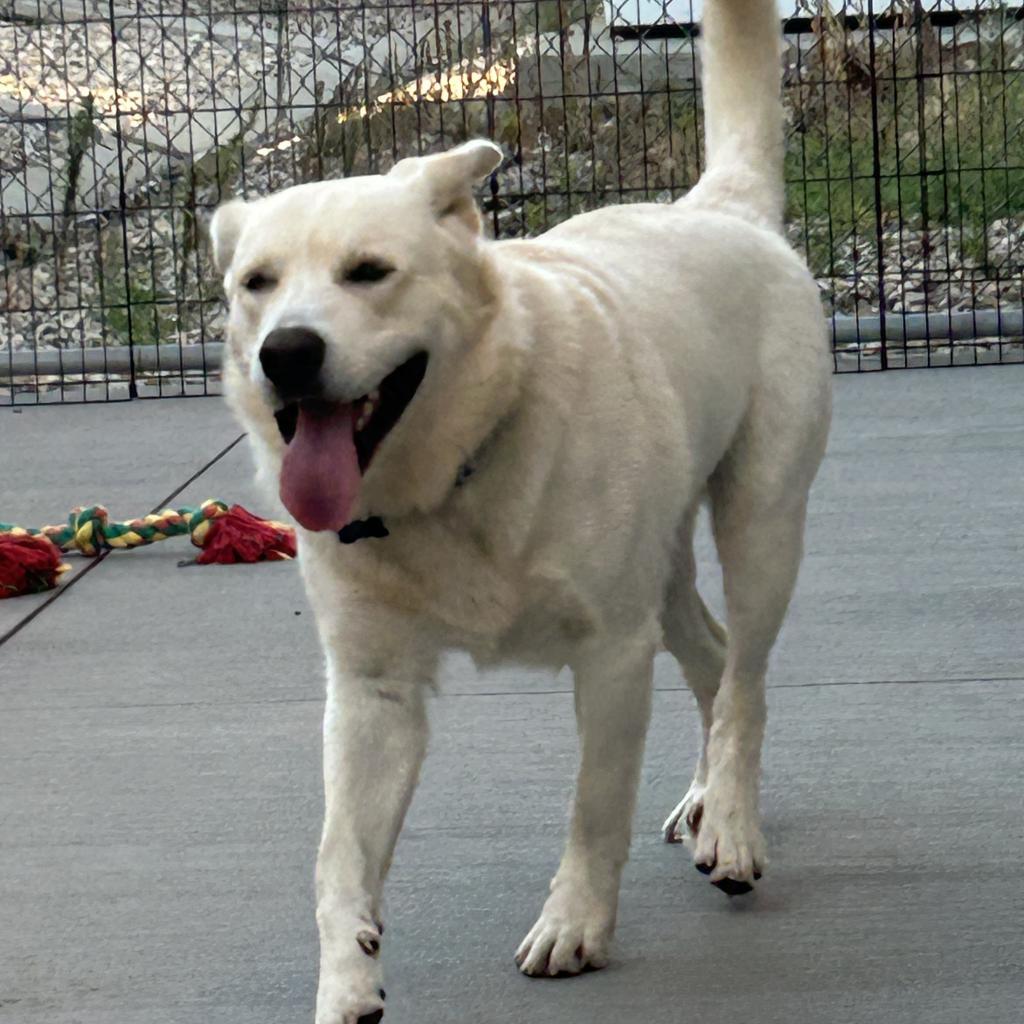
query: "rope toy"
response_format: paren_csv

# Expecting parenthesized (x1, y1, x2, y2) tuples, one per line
(0, 500, 297, 599)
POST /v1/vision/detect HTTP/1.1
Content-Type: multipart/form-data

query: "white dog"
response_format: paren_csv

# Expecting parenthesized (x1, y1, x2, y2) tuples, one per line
(211, 0, 831, 1019)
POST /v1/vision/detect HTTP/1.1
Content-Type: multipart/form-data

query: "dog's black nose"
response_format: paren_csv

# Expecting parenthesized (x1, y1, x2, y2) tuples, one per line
(259, 327, 325, 398)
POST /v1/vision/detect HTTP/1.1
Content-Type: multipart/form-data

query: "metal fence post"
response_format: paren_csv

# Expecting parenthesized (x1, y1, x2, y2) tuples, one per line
(866, 0, 889, 370)
(106, 0, 138, 397)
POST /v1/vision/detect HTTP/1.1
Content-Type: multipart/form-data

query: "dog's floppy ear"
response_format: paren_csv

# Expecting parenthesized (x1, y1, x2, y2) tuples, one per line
(209, 199, 249, 273)
(389, 139, 502, 234)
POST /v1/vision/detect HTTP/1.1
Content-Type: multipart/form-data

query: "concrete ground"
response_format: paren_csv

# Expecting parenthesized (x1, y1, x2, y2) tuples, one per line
(2, 367, 1023, 1024)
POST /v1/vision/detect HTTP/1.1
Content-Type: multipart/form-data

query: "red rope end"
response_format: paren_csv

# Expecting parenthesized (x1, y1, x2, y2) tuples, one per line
(194, 505, 297, 565)
(0, 533, 68, 599)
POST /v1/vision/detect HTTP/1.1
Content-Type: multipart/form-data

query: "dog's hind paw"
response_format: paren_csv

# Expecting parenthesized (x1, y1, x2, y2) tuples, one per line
(691, 795, 765, 895)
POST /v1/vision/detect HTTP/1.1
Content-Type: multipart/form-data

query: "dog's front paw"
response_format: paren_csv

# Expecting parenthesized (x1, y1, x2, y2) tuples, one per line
(514, 877, 615, 978)
(691, 789, 765, 896)
(315, 968, 385, 1024)
(316, 921, 387, 1024)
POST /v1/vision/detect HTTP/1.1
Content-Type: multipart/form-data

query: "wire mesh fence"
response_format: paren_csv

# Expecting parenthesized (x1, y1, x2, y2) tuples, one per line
(1, 0, 1022, 403)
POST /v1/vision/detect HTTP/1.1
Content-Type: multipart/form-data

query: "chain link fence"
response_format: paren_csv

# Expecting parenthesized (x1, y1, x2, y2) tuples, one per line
(1, 0, 1022, 403)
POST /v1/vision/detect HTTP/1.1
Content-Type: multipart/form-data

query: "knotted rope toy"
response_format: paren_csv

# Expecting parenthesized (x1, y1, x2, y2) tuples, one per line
(0, 500, 297, 599)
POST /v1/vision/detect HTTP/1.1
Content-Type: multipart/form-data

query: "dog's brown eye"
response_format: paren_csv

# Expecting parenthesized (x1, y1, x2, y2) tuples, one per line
(243, 271, 275, 292)
(345, 260, 393, 285)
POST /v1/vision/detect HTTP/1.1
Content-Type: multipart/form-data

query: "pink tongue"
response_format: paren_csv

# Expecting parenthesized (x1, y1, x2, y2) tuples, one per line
(279, 403, 362, 532)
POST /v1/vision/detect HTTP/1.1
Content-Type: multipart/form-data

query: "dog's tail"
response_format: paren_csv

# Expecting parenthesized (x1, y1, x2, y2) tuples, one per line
(685, 0, 785, 232)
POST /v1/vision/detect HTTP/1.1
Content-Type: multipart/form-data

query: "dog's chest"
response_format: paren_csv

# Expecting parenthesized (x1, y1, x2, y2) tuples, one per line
(467, 562, 600, 667)
(357, 516, 600, 662)
(304, 478, 606, 671)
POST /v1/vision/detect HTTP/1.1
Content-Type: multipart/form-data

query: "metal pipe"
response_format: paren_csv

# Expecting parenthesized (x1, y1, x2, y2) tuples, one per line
(1, 343, 223, 379)
(1, 308, 1022, 380)
(829, 308, 1023, 345)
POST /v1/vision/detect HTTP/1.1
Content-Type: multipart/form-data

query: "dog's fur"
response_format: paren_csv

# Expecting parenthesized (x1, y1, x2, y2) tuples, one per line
(211, 0, 831, 1019)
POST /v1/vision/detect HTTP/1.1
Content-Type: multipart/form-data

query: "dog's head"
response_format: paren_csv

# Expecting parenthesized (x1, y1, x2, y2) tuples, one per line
(210, 140, 506, 534)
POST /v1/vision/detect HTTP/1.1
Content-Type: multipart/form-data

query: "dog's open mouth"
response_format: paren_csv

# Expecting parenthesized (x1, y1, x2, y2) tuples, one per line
(274, 351, 428, 533)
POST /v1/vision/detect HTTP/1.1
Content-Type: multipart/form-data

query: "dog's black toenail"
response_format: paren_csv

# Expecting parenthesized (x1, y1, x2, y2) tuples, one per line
(713, 877, 754, 897)
(357, 1011, 384, 1024)
(696, 862, 713, 875)
(379, 989, 386, 1001)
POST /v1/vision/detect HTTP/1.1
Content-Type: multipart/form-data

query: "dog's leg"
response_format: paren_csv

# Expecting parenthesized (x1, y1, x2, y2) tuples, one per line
(691, 482, 809, 895)
(660, 507, 728, 844)
(314, 642, 435, 1024)
(516, 634, 655, 977)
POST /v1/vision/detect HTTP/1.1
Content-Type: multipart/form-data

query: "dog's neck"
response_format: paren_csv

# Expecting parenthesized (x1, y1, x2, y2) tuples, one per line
(355, 250, 530, 522)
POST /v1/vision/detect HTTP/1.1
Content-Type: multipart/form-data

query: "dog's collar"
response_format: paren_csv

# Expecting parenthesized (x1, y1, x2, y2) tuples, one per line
(336, 411, 510, 545)
(336, 457, 476, 545)
(337, 516, 390, 544)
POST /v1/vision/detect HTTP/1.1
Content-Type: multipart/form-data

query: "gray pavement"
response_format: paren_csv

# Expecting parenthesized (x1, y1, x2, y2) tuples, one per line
(2, 368, 1023, 1024)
